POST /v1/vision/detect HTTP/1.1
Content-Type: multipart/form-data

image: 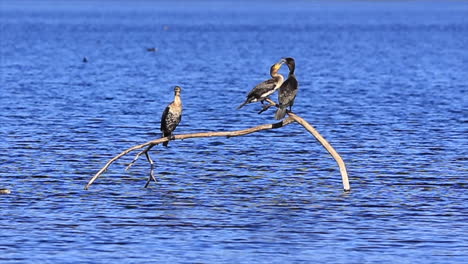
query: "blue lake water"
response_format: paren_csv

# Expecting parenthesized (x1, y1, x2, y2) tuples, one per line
(1, 0, 467, 263)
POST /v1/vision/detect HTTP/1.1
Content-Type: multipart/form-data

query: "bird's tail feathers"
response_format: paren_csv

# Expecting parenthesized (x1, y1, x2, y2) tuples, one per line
(274, 106, 287, 120)
(237, 100, 249, 110)
(162, 132, 171, 147)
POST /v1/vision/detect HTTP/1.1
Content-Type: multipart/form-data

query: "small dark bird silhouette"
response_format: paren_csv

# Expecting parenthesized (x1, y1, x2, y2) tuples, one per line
(275, 57, 298, 120)
(160, 86, 183, 147)
(237, 60, 285, 109)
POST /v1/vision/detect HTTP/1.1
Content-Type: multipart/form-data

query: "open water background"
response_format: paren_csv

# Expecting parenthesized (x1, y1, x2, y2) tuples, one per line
(1, 0, 467, 263)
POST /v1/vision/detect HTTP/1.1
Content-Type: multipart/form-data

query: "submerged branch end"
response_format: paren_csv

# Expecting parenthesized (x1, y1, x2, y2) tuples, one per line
(287, 112, 350, 191)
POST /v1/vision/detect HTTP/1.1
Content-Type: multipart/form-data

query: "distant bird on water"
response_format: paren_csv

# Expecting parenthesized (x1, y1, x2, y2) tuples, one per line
(237, 60, 285, 109)
(160, 86, 183, 147)
(275, 57, 298, 120)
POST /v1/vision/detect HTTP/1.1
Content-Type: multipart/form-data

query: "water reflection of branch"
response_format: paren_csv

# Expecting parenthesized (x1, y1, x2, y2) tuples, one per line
(84, 114, 350, 192)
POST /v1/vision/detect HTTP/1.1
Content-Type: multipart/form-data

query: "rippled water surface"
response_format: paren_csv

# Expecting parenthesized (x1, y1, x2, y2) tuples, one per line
(1, 1, 467, 263)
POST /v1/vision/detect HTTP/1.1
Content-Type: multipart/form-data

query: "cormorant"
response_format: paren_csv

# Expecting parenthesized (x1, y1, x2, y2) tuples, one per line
(275, 57, 298, 120)
(160, 86, 182, 147)
(237, 60, 285, 109)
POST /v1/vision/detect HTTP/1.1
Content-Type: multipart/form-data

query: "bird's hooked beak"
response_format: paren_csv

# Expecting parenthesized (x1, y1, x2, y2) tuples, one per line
(272, 59, 285, 71)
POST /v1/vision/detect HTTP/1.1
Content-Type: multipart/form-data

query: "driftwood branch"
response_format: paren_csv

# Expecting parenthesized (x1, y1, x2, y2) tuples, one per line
(287, 112, 350, 191)
(84, 114, 350, 192)
(85, 117, 295, 190)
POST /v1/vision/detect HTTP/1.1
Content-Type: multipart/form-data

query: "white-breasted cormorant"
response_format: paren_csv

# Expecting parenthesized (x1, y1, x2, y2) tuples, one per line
(160, 86, 182, 147)
(237, 60, 285, 109)
(275, 57, 298, 120)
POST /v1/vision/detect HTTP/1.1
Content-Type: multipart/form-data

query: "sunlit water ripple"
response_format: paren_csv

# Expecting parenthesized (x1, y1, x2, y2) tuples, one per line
(0, 1, 467, 263)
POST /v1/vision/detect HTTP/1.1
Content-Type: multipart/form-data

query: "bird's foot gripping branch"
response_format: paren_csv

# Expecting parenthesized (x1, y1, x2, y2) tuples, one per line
(84, 113, 350, 192)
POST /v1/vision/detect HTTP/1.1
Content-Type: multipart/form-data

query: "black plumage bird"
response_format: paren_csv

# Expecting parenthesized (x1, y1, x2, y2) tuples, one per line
(275, 57, 298, 120)
(237, 60, 285, 109)
(160, 86, 182, 147)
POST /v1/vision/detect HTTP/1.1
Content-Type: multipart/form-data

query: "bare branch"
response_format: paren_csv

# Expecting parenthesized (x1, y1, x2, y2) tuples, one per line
(287, 112, 350, 191)
(85, 113, 350, 192)
(85, 141, 156, 190)
(125, 146, 148, 171)
(144, 150, 158, 188)
(126, 144, 155, 171)
(85, 117, 295, 190)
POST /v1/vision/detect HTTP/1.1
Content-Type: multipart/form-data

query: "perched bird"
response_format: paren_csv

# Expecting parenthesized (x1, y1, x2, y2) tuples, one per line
(275, 57, 298, 120)
(237, 60, 285, 109)
(160, 86, 183, 147)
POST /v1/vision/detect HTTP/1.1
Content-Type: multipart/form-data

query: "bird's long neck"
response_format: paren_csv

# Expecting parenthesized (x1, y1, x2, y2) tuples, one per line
(272, 71, 284, 82)
(273, 72, 284, 88)
(288, 64, 295, 76)
(173, 93, 182, 106)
